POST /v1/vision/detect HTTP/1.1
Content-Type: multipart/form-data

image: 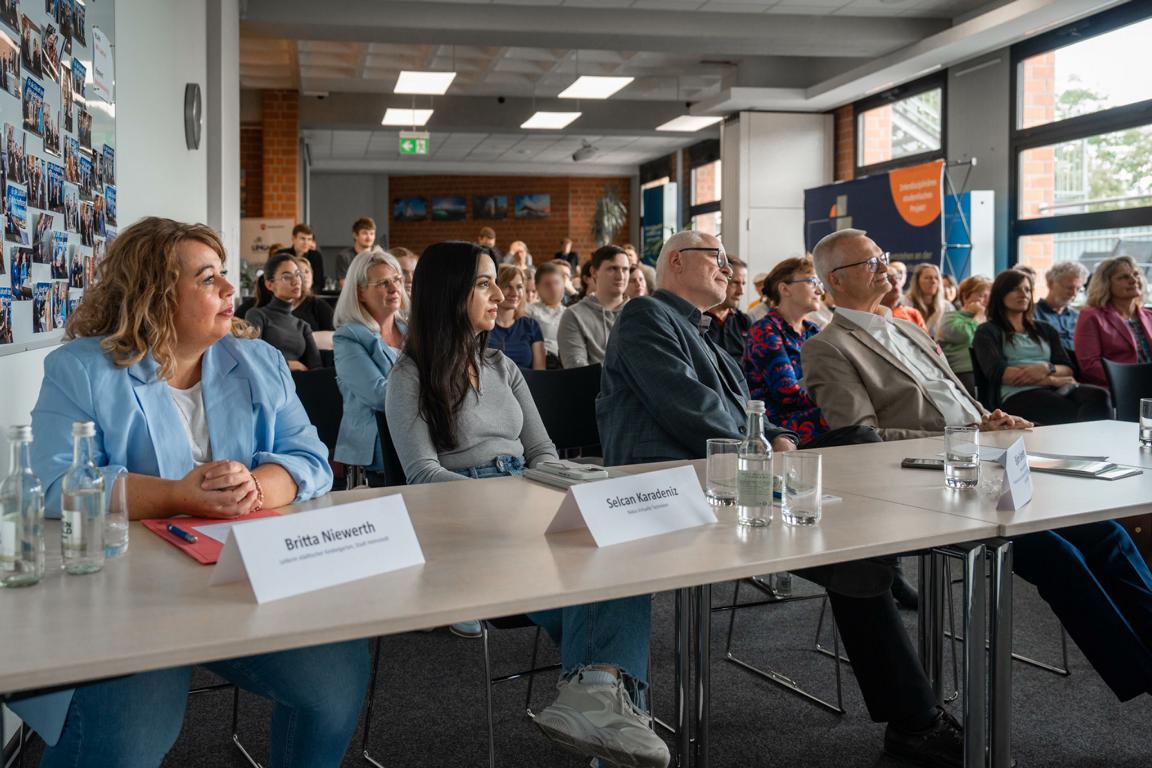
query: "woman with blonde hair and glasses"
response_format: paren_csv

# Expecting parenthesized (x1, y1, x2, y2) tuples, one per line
(1074, 255, 1152, 387)
(333, 249, 409, 484)
(13, 216, 369, 767)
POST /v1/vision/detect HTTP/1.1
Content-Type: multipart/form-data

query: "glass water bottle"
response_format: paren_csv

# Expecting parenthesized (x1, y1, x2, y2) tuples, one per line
(737, 400, 773, 527)
(0, 425, 45, 587)
(61, 421, 104, 575)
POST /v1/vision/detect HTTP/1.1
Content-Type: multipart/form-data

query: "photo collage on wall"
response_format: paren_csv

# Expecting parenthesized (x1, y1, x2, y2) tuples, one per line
(0, 0, 114, 349)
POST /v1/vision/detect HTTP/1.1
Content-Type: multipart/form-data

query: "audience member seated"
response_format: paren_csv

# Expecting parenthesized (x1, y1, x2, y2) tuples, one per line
(489, 265, 545, 370)
(1074, 255, 1152, 387)
(1033, 260, 1087, 356)
(506, 240, 532, 269)
(11, 217, 368, 767)
(333, 249, 408, 485)
(245, 252, 322, 371)
(889, 258, 908, 295)
(274, 222, 326, 294)
(576, 260, 595, 301)
(334, 217, 385, 288)
(806, 228, 1152, 717)
(526, 262, 567, 368)
(626, 263, 649, 299)
(384, 241, 669, 768)
(808, 290, 835, 328)
(905, 262, 951, 337)
(881, 265, 928, 331)
(937, 275, 992, 395)
(554, 237, 578, 271)
(554, 258, 579, 305)
(743, 256, 828, 445)
(558, 245, 630, 368)
(942, 273, 958, 307)
(390, 245, 419, 295)
(973, 269, 1110, 424)
(477, 226, 504, 263)
(599, 230, 966, 766)
(290, 254, 336, 340)
(704, 256, 752, 363)
(746, 271, 769, 322)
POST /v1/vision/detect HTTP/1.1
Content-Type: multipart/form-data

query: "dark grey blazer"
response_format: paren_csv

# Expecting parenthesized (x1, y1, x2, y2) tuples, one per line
(597, 289, 795, 466)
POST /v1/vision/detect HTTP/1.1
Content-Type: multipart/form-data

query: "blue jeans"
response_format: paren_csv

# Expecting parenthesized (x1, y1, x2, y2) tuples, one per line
(456, 456, 653, 703)
(40, 640, 370, 768)
(1012, 520, 1152, 701)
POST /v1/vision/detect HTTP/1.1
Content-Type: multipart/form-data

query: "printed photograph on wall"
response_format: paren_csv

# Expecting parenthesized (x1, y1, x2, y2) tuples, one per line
(392, 196, 427, 222)
(63, 134, 77, 181)
(104, 184, 114, 225)
(0, 0, 16, 35)
(515, 193, 551, 219)
(5, 182, 27, 244)
(101, 144, 113, 185)
(51, 279, 66, 329)
(72, 0, 84, 47)
(60, 58, 72, 131)
(78, 199, 92, 245)
(6, 123, 24, 183)
(69, 56, 82, 100)
(77, 147, 92, 198)
(76, 106, 90, 148)
(47, 160, 62, 211)
(33, 211, 52, 261)
(63, 180, 76, 230)
(68, 241, 82, 287)
(0, 286, 11, 344)
(0, 29, 20, 98)
(22, 76, 44, 137)
(43, 100, 58, 155)
(41, 22, 60, 82)
(27, 154, 45, 209)
(32, 280, 48, 332)
(20, 15, 41, 79)
(431, 195, 467, 222)
(10, 246, 31, 299)
(473, 195, 508, 220)
(92, 191, 104, 237)
(50, 229, 66, 278)
(56, 0, 74, 55)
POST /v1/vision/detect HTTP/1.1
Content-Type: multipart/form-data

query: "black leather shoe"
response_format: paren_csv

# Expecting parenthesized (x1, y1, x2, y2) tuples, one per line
(892, 570, 920, 611)
(884, 708, 962, 768)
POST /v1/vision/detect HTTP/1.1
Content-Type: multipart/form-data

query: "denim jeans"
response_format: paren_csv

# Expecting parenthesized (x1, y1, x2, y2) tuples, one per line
(455, 456, 653, 704)
(40, 639, 370, 768)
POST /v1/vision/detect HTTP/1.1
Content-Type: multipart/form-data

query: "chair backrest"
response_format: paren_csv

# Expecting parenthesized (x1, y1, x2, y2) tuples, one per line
(1102, 359, 1152, 422)
(520, 364, 602, 455)
(373, 410, 408, 486)
(968, 348, 994, 411)
(291, 368, 342, 460)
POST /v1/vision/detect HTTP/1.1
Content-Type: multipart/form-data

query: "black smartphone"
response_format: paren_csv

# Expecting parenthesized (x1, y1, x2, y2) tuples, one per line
(901, 458, 945, 470)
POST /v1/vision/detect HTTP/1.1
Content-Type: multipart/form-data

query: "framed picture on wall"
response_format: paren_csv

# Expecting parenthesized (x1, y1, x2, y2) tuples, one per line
(392, 196, 427, 222)
(515, 193, 551, 219)
(473, 195, 507, 220)
(430, 195, 466, 221)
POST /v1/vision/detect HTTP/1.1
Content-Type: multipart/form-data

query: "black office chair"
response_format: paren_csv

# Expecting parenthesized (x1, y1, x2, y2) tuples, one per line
(1102, 360, 1152, 421)
(319, 348, 335, 369)
(291, 368, 345, 484)
(969, 348, 996, 411)
(372, 410, 408, 487)
(521, 364, 602, 458)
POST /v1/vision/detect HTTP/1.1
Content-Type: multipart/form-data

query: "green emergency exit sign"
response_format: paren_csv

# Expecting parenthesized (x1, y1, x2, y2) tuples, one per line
(399, 131, 430, 155)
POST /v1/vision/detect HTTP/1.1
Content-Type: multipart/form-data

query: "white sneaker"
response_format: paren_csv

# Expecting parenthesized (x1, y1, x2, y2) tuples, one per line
(535, 671, 670, 768)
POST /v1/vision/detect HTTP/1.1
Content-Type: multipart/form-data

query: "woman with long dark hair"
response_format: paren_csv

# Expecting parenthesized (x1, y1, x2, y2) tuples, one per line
(245, 251, 322, 371)
(973, 269, 1110, 424)
(384, 241, 669, 768)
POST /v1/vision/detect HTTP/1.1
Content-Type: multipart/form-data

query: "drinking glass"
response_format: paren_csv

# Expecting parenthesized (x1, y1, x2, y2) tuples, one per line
(944, 426, 980, 489)
(1140, 399, 1152, 447)
(705, 438, 740, 507)
(780, 452, 822, 526)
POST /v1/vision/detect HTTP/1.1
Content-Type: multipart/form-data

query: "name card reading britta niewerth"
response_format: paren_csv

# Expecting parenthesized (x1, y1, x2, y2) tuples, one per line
(997, 436, 1033, 512)
(546, 465, 716, 547)
(209, 496, 425, 603)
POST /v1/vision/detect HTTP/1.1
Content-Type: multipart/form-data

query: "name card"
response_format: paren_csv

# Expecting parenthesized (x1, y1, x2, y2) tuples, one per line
(546, 465, 716, 547)
(997, 437, 1033, 511)
(209, 495, 424, 603)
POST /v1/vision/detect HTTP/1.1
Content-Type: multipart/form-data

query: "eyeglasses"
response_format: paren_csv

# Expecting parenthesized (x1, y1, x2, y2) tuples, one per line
(828, 252, 891, 275)
(271, 271, 302, 284)
(783, 277, 824, 291)
(679, 247, 729, 270)
(365, 278, 403, 290)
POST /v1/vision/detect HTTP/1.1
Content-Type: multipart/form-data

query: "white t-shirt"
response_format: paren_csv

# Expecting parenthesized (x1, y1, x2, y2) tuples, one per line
(525, 302, 566, 356)
(169, 381, 212, 465)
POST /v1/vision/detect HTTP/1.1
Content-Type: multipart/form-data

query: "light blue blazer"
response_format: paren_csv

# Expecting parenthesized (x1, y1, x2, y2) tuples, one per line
(11, 333, 333, 744)
(333, 320, 405, 468)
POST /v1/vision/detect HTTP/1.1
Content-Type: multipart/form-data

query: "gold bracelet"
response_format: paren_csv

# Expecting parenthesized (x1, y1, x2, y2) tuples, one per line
(250, 471, 265, 511)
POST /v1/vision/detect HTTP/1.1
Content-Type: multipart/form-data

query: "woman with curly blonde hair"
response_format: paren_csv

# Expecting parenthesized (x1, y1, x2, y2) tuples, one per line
(13, 216, 369, 767)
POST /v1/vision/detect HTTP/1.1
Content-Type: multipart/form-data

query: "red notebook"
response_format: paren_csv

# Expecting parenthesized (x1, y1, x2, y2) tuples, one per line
(143, 510, 283, 565)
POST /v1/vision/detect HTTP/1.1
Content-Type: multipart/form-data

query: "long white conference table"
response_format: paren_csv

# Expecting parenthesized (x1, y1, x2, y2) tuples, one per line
(2, 421, 1146, 768)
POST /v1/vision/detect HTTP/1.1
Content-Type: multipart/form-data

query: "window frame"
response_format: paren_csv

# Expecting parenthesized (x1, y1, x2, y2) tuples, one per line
(853, 72, 947, 177)
(1008, 2, 1152, 266)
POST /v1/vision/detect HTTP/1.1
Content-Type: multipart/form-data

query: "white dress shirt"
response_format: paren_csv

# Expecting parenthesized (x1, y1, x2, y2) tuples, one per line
(836, 306, 983, 427)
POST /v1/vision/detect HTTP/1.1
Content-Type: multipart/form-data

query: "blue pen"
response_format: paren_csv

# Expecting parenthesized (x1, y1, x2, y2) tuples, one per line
(166, 523, 198, 544)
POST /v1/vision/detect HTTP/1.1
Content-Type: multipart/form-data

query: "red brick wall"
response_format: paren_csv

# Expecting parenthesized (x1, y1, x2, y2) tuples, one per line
(261, 90, 299, 220)
(1017, 52, 1057, 274)
(240, 125, 263, 218)
(833, 106, 855, 182)
(388, 175, 633, 263)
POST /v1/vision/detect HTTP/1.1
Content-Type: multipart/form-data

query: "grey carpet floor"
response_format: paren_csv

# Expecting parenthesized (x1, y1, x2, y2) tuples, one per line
(16, 566, 1152, 767)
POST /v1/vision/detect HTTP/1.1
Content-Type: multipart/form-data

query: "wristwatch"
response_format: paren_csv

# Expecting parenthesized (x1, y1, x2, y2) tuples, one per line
(1047, 362, 1056, 375)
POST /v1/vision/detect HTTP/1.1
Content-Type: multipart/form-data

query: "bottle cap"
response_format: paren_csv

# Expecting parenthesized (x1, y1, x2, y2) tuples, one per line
(7, 425, 32, 441)
(745, 400, 765, 414)
(71, 421, 96, 437)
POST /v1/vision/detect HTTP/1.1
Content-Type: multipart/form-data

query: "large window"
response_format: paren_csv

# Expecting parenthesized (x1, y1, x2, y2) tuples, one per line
(854, 74, 945, 176)
(690, 159, 721, 236)
(1011, 4, 1152, 283)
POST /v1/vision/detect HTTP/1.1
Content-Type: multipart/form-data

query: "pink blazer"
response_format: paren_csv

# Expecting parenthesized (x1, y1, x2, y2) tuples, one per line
(1074, 305, 1152, 387)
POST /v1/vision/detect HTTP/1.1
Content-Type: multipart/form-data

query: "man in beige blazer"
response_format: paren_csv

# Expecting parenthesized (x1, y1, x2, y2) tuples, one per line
(803, 229, 1030, 440)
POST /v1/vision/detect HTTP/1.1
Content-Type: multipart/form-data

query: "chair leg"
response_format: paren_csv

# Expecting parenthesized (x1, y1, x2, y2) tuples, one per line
(524, 626, 544, 717)
(484, 624, 497, 768)
(362, 637, 386, 768)
(230, 686, 263, 768)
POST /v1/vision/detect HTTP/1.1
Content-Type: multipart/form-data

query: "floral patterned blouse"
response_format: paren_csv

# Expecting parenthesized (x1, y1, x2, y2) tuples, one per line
(742, 307, 828, 445)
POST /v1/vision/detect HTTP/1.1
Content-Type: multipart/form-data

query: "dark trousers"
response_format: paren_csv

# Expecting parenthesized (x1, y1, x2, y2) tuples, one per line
(1013, 520, 1152, 701)
(1002, 384, 1111, 425)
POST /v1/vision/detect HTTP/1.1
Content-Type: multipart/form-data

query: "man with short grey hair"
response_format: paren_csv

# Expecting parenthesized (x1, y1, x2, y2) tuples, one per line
(1035, 260, 1089, 354)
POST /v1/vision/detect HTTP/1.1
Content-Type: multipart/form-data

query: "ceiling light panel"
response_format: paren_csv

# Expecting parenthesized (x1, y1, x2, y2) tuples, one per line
(394, 70, 457, 95)
(521, 111, 582, 130)
(656, 115, 723, 132)
(381, 108, 433, 126)
(558, 76, 634, 99)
